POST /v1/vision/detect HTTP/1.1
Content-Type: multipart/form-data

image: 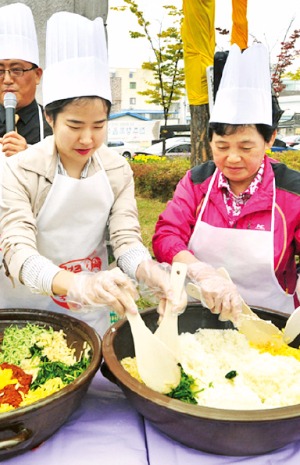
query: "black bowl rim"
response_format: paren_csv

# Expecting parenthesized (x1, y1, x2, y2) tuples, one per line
(102, 305, 300, 423)
(0, 308, 102, 419)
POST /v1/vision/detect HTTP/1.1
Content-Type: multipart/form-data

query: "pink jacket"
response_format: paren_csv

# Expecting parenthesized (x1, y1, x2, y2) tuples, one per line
(153, 156, 300, 301)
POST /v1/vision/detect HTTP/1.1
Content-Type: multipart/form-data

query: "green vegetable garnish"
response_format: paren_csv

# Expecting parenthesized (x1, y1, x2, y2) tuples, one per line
(0, 323, 91, 391)
(30, 357, 90, 390)
(225, 370, 237, 379)
(167, 367, 200, 404)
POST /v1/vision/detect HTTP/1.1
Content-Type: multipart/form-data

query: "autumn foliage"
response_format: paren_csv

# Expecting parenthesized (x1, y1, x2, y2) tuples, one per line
(271, 29, 300, 95)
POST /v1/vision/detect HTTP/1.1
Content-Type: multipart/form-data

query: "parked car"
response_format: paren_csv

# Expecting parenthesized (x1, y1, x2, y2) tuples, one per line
(271, 138, 298, 152)
(282, 135, 300, 147)
(107, 140, 135, 159)
(132, 135, 297, 158)
(133, 137, 191, 158)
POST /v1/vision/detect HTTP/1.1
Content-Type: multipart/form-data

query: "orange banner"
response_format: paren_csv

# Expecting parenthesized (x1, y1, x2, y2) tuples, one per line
(231, 0, 248, 49)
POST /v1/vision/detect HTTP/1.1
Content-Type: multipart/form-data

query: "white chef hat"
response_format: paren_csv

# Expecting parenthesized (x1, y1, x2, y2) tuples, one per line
(0, 2, 39, 66)
(43, 11, 111, 106)
(209, 43, 272, 125)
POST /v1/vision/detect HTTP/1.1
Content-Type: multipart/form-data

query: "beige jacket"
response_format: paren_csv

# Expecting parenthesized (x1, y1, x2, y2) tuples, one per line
(0, 136, 143, 281)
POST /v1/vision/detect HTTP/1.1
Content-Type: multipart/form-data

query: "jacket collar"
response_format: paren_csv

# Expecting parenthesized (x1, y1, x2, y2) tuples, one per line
(16, 135, 57, 182)
(17, 100, 38, 123)
(207, 155, 275, 219)
(0, 99, 38, 124)
(14, 137, 127, 182)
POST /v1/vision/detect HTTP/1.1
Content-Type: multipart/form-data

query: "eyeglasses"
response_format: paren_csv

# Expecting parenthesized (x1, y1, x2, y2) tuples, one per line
(0, 66, 36, 79)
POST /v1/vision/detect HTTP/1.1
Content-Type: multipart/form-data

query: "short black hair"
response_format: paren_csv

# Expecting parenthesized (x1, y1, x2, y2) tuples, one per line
(45, 96, 111, 124)
(208, 123, 273, 142)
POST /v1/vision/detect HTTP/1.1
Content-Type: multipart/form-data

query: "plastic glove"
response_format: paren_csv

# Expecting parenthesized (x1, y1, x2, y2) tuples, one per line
(67, 268, 139, 318)
(187, 261, 242, 322)
(136, 259, 187, 316)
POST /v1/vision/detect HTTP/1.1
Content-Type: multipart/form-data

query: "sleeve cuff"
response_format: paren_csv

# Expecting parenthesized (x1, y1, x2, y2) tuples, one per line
(21, 255, 61, 296)
(117, 244, 152, 280)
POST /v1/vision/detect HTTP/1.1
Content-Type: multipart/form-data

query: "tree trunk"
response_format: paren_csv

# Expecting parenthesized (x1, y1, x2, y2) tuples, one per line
(190, 104, 212, 167)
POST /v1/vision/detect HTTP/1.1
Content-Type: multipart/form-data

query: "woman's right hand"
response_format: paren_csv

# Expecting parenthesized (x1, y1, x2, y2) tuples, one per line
(66, 268, 139, 317)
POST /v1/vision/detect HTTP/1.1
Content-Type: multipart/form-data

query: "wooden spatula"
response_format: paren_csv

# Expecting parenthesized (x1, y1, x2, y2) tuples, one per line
(155, 262, 187, 357)
(186, 267, 285, 347)
(283, 306, 300, 344)
(125, 296, 181, 394)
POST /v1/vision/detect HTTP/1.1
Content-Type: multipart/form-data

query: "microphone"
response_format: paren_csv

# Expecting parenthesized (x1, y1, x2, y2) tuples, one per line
(4, 92, 17, 133)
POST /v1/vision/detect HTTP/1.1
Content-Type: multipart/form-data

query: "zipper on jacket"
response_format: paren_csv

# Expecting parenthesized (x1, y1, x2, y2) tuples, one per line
(283, 270, 288, 294)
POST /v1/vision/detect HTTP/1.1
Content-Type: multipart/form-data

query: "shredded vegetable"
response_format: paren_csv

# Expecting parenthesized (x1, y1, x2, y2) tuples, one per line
(0, 323, 91, 412)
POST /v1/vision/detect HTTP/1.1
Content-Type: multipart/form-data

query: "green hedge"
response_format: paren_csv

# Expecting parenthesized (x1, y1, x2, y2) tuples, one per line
(269, 151, 300, 171)
(130, 151, 299, 202)
(131, 156, 190, 202)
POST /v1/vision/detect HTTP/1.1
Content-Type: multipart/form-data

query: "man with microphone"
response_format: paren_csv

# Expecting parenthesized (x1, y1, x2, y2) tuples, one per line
(0, 3, 52, 157)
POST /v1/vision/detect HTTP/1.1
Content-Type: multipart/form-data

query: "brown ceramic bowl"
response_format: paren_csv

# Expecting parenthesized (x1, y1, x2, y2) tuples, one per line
(0, 308, 102, 460)
(102, 303, 300, 456)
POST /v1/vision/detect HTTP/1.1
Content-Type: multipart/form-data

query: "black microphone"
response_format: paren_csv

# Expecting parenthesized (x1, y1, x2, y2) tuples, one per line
(4, 92, 17, 133)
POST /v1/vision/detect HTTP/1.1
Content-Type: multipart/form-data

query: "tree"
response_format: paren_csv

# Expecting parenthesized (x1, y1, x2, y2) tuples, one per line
(285, 68, 300, 80)
(285, 68, 300, 81)
(111, 0, 185, 128)
(271, 27, 300, 95)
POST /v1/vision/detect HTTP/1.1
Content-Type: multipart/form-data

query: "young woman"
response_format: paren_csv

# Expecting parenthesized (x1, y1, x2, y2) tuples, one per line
(0, 12, 184, 335)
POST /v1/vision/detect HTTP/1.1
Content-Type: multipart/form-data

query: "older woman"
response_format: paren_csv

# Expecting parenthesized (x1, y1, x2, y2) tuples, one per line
(153, 43, 300, 321)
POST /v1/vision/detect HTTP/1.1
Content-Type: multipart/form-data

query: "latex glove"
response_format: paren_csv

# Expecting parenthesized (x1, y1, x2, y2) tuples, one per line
(136, 259, 187, 316)
(296, 275, 300, 301)
(67, 268, 139, 318)
(187, 261, 242, 322)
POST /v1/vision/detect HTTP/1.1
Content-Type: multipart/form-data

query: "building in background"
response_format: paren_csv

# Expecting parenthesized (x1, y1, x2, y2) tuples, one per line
(109, 67, 189, 147)
(109, 67, 187, 122)
(108, 69, 300, 146)
(107, 111, 161, 149)
(278, 78, 300, 136)
(2, 1, 299, 142)
(110, 67, 159, 114)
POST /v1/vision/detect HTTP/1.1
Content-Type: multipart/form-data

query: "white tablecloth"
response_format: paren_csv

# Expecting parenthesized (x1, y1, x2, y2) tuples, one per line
(3, 370, 300, 465)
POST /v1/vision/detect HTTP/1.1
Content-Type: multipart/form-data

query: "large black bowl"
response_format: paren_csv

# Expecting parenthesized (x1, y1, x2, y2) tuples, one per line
(102, 303, 300, 456)
(0, 308, 101, 460)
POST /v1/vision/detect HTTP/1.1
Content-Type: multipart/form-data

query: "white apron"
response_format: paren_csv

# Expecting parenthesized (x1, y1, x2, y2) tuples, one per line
(0, 155, 114, 335)
(188, 169, 295, 314)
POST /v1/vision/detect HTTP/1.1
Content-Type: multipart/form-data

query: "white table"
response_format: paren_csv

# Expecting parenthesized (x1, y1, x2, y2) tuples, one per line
(3, 371, 300, 465)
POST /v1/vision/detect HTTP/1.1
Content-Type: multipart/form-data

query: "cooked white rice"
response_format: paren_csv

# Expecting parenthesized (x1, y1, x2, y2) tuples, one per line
(179, 329, 300, 410)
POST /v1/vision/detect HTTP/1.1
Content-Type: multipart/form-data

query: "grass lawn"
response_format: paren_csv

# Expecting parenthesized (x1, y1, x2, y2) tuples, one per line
(136, 196, 166, 255)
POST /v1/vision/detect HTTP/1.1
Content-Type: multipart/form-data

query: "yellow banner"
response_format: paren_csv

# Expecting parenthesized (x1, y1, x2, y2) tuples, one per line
(182, 0, 215, 105)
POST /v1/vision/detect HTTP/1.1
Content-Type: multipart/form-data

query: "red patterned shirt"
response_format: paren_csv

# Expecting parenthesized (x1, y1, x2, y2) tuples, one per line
(218, 161, 265, 226)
